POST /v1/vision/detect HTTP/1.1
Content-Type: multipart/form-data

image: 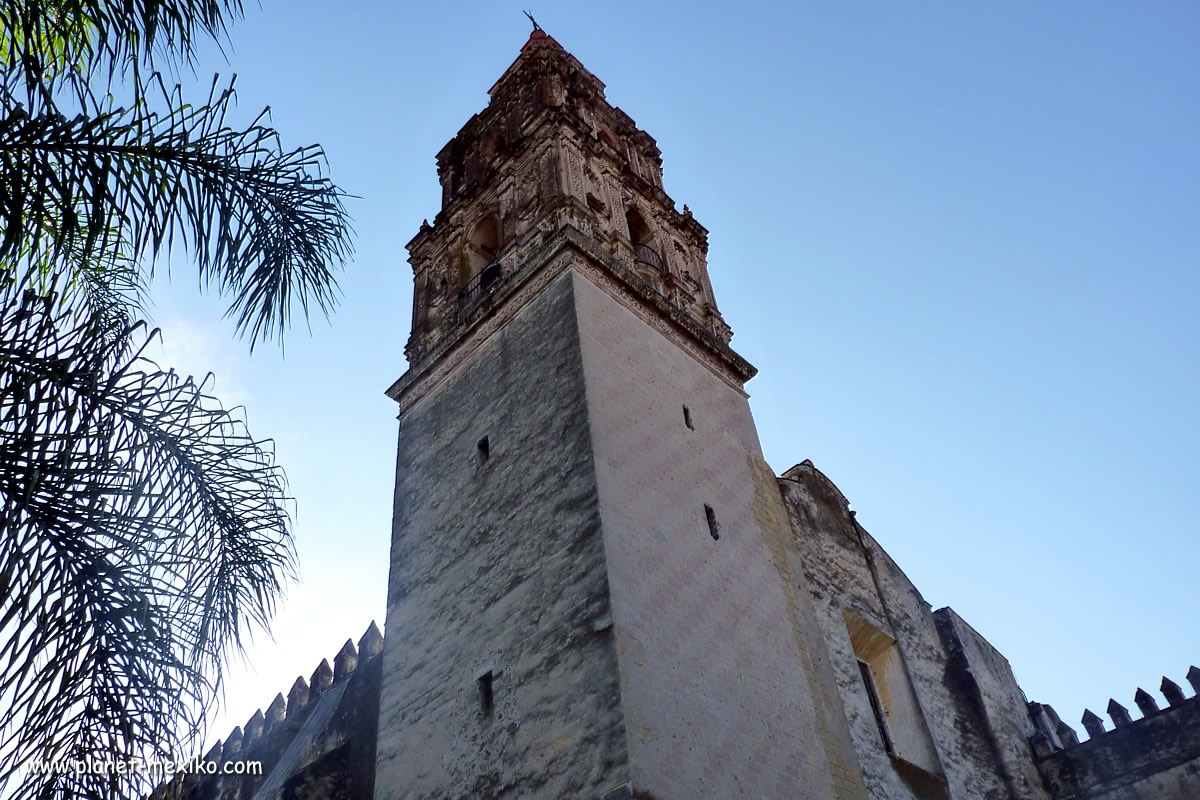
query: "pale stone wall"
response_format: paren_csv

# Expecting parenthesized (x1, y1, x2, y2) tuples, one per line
(778, 461, 1050, 800)
(935, 609, 1050, 799)
(375, 273, 628, 800)
(572, 271, 866, 800)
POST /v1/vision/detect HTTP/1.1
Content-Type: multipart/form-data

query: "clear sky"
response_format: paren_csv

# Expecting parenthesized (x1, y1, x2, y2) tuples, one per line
(148, 1, 1199, 748)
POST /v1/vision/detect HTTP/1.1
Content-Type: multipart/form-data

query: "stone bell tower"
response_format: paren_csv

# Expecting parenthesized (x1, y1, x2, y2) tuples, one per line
(376, 28, 863, 800)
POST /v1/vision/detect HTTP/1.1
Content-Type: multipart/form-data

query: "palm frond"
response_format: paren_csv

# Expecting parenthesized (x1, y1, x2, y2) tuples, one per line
(0, 279, 294, 800)
(0, 76, 353, 348)
(0, 0, 246, 108)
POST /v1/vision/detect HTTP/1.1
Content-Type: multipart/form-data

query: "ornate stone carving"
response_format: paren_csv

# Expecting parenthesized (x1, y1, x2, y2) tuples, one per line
(398, 26, 739, 387)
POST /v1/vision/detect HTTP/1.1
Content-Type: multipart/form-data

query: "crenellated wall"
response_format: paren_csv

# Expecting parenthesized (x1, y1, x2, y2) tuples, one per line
(1030, 670, 1200, 800)
(151, 622, 384, 800)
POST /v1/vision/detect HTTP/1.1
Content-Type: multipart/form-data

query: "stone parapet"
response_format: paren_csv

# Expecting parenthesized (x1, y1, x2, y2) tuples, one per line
(1032, 671, 1200, 800)
(149, 622, 383, 800)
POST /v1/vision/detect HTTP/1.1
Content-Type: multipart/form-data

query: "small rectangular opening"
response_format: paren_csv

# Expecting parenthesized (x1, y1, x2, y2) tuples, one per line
(476, 436, 490, 464)
(683, 405, 694, 430)
(858, 659, 895, 754)
(477, 671, 494, 715)
(704, 504, 720, 540)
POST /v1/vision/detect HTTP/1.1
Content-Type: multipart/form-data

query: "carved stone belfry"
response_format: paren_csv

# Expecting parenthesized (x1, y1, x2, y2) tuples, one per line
(399, 28, 735, 377)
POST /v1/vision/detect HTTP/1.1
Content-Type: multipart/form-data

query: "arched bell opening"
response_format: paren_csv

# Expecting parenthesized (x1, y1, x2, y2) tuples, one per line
(626, 208, 664, 269)
(626, 207, 666, 292)
(465, 216, 501, 280)
(457, 216, 505, 313)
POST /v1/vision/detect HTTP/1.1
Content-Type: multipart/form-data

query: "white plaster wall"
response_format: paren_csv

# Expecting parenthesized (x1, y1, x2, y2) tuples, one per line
(572, 270, 858, 800)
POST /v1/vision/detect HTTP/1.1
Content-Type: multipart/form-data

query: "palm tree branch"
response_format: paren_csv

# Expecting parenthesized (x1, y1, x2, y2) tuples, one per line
(0, 286, 293, 799)
(0, 0, 246, 108)
(0, 78, 352, 347)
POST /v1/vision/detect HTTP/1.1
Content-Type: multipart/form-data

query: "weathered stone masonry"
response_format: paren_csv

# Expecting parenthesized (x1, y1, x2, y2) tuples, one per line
(377, 272, 627, 800)
(779, 461, 1049, 800)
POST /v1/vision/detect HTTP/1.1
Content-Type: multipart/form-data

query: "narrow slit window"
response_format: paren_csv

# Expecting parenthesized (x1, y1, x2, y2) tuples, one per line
(477, 436, 490, 464)
(477, 671, 494, 715)
(704, 504, 720, 541)
(683, 405, 694, 430)
(858, 660, 895, 754)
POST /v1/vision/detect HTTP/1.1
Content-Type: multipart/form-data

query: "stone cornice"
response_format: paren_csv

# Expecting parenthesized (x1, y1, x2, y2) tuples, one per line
(386, 225, 755, 414)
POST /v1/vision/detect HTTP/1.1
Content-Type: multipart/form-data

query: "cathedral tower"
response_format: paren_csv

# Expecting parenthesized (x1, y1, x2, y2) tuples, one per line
(376, 29, 863, 800)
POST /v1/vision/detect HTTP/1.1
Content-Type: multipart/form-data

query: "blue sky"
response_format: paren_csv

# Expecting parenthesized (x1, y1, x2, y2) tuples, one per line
(150, 1, 1199, 746)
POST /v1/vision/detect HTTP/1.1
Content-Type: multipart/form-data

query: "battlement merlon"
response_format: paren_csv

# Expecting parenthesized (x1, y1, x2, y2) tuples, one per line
(1034, 673, 1200, 798)
(203, 621, 383, 769)
(1033, 666, 1200, 755)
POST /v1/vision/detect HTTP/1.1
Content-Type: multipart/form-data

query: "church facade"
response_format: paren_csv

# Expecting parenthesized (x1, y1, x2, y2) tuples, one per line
(166, 29, 1200, 800)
